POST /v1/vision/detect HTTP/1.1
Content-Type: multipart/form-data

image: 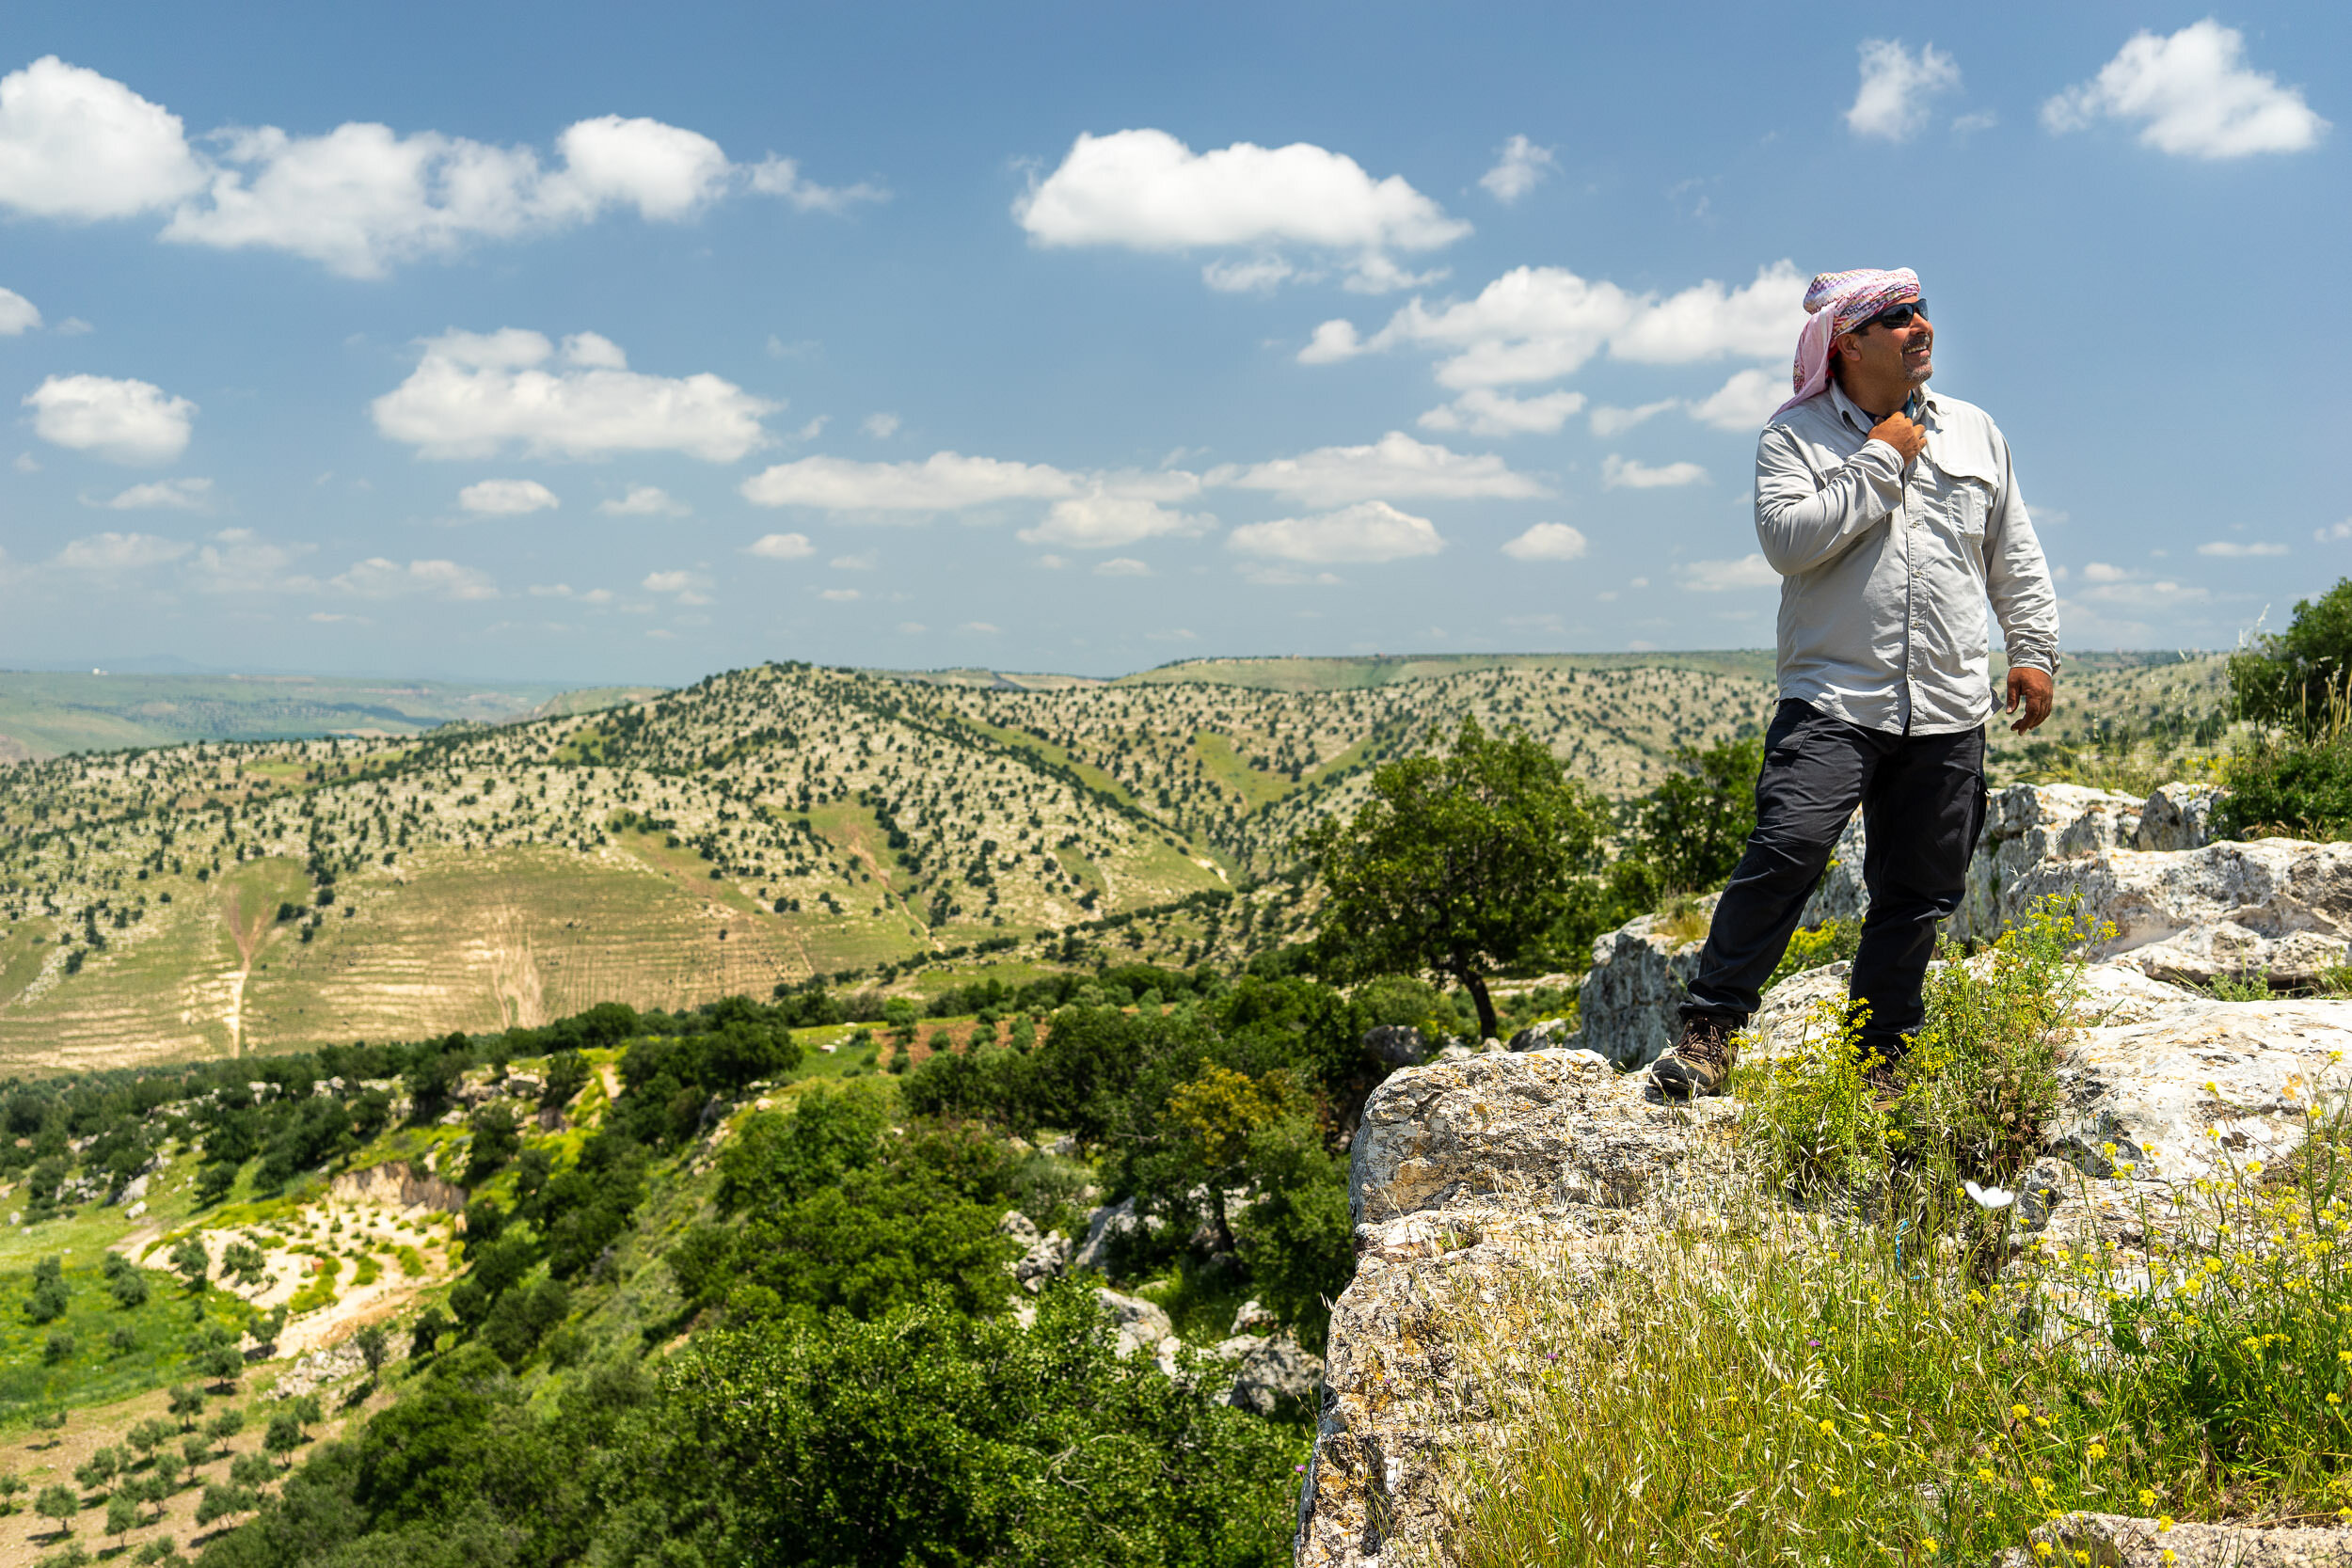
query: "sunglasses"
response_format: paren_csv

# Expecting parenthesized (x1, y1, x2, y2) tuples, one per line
(1856, 299, 1930, 332)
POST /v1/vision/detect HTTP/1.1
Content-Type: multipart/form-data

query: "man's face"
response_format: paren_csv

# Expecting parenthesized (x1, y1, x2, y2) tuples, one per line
(1843, 298, 1933, 387)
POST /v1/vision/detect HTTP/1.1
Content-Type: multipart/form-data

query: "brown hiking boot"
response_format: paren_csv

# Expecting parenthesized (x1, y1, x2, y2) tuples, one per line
(1653, 1016, 1739, 1101)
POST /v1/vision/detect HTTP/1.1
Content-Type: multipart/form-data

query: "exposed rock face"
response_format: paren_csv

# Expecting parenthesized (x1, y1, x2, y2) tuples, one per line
(329, 1161, 465, 1215)
(1296, 984, 2352, 1568)
(1360, 1024, 1428, 1069)
(1574, 782, 2347, 1058)
(1095, 1288, 1172, 1357)
(1215, 1333, 1323, 1417)
(1565, 895, 1717, 1069)
(2001, 1512, 2352, 1567)
(2135, 781, 2228, 852)
(1071, 1196, 1142, 1274)
(1298, 1050, 1736, 1567)
(1503, 1018, 1572, 1053)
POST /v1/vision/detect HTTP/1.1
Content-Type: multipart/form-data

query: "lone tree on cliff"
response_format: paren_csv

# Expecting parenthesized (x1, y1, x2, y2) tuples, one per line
(1298, 717, 1607, 1041)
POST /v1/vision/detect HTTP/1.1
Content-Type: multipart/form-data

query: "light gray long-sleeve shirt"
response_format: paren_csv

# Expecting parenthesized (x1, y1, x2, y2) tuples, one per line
(1754, 380, 2059, 736)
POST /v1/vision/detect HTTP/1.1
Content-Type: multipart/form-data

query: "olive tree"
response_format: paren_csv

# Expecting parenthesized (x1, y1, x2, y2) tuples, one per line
(1298, 717, 1609, 1041)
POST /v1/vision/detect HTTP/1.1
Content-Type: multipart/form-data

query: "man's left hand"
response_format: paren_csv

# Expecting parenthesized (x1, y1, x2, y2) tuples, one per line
(2005, 665, 2055, 734)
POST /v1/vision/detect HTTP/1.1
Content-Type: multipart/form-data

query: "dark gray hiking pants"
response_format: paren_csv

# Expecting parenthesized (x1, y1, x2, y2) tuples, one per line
(1680, 699, 1987, 1061)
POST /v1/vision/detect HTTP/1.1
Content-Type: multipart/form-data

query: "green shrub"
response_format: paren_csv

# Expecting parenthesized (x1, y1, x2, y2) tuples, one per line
(2215, 729, 2352, 842)
(1766, 917, 1861, 990)
(1899, 898, 2085, 1183)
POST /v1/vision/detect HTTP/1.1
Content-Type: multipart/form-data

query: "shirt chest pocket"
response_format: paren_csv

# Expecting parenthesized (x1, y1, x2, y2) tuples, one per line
(1949, 477, 1992, 543)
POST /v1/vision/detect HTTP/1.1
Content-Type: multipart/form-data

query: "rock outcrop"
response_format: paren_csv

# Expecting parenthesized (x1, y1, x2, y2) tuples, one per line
(1298, 1049, 1737, 1567)
(329, 1161, 466, 1215)
(2002, 1512, 2352, 1567)
(1565, 895, 1717, 1069)
(1296, 981, 2352, 1567)
(1570, 781, 2350, 1059)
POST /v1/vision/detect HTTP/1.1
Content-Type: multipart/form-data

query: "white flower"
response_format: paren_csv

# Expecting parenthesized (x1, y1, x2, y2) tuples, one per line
(1963, 1180, 2017, 1211)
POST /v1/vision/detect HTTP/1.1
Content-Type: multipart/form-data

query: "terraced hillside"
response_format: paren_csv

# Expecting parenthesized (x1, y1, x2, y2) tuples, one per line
(0, 653, 2231, 1074)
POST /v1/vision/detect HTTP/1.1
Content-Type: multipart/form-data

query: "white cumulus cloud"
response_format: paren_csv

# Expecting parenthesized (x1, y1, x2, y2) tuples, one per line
(1589, 399, 1677, 437)
(1020, 492, 1215, 549)
(741, 451, 1078, 514)
(745, 155, 887, 213)
(188, 528, 318, 594)
(1419, 388, 1586, 436)
(1094, 557, 1152, 577)
(458, 478, 559, 515)
(24, 372, 195, 464)
(2195, 539, 2288, 557)
(1311, 260, 1804, 388)
(2043, 21, 2328, 159)
(1478, 135, 1556, 203)
(331, 557, 498, 600)
(745, 531, 815, 560)
(0, 57, 867, 276)
(54, 531, 191, 569)
(1688, 367, 1787, 432)
(1227, 499, 1443, 564)
(1681, 554, 1780, 592)
(1014, 127, 1469, 293)
(372, 329, 773, 462)
(1209, 431, 1546, 506)
(0, 286, 39, 334)
(1603, 454, 1708, 489)
(1501, 522, 1589, 562)
(99, 476, 212, 511)
(0, 56, 207, 219)
(598, 483, 688, 516)
(1847, 40, 1962, 142)
(642, 568, 712, 603)
(861, 411, 901, 439)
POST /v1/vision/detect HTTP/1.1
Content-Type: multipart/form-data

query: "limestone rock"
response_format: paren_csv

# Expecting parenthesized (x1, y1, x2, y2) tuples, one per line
(1095, 1289, 1171, 1357)
(1300, 1050, 1736, 1568)
(1071, 1196, 1140, 1274)
(1967, 834, 2352, 988)
(1565, 894, 1718, 1069)
(2001, 1512, 2352, 1567)
(1504, 1018, 1573, 1053)
(1218, 1333, 1323, 1418)
(1360, 1024, 1428, 1069)
(330, 1161, 466, 1216)
(996, 1210, 1041, 1247)
(2049, 997, 2352, 1191)
(2135, 781, 2228, 851)
(1011, 1227, 1070, 1292)
(1230, 1297, 1278, 1336)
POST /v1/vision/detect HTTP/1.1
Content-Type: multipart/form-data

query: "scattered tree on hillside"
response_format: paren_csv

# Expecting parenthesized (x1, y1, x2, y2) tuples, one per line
(34, 1482, 78, 1537)
(168, 1237, 209, 1291)
(1299, 717, 1610, 1039)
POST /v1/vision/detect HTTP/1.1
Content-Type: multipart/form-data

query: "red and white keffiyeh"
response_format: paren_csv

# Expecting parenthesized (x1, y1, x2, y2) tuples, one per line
(1772, 267, 1922, 420)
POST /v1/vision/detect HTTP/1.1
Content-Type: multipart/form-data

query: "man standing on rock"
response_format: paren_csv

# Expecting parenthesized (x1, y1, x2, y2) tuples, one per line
(1652, 267, 2059, 1101)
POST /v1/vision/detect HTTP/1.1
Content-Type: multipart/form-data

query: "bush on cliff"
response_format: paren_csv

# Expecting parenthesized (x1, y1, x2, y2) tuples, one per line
(199, 1284, 1301, 1568)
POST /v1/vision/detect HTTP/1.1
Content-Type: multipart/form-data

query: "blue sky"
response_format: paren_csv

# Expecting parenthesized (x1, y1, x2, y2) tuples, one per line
(0, 2, 2343, 683)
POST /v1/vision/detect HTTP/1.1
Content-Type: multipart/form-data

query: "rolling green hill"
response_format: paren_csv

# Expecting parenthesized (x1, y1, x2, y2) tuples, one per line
(0, 652, 2231, 1077)
(0, 671, 659, 761)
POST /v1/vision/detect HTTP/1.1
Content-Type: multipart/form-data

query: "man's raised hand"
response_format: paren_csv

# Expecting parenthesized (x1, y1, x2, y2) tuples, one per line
(1867, 409, 1926, 464)
(2005, 665, 2055, 734)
